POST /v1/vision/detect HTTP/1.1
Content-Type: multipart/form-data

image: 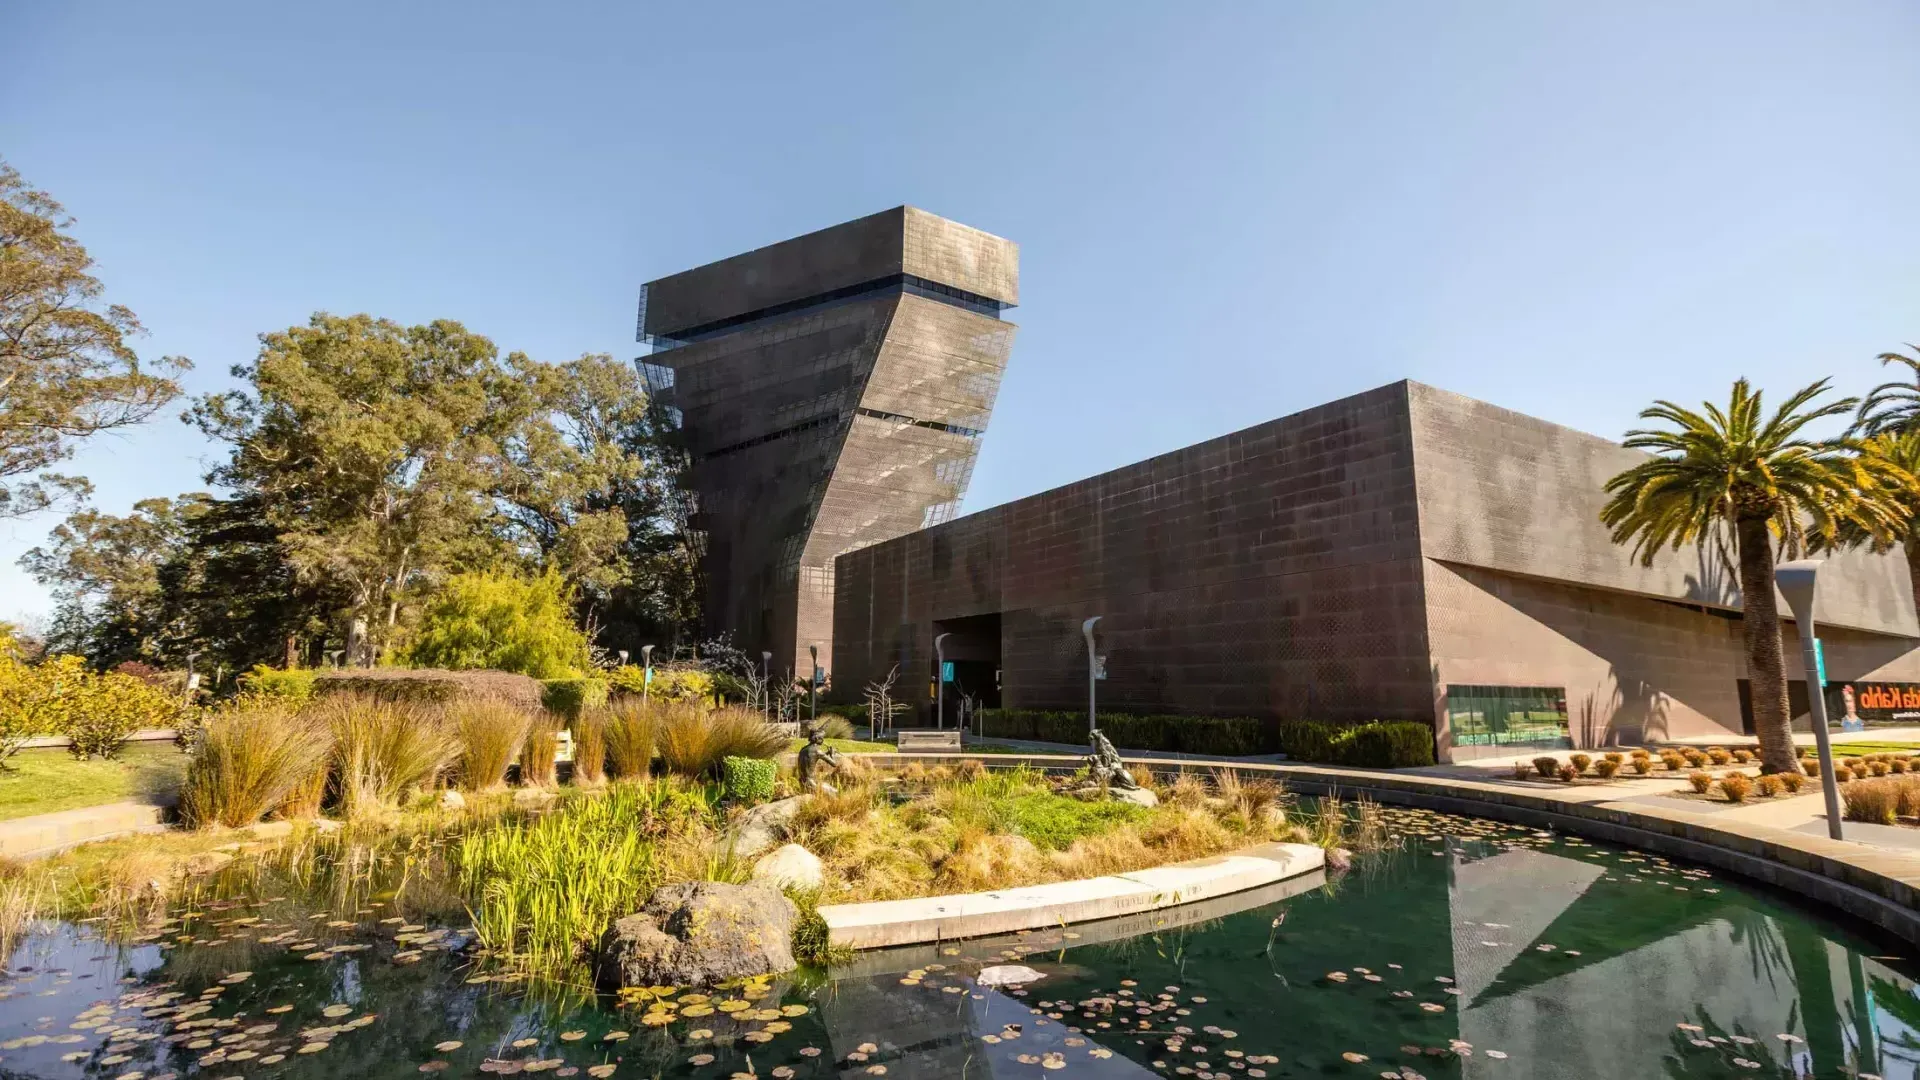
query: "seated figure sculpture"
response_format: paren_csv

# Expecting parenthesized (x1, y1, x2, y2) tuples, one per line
(797, 724, 844, 794)
(1086, 728, 1139, 790)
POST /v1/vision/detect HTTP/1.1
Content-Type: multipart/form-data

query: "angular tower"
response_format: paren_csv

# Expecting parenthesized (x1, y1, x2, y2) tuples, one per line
(636, 207, 1017, 680)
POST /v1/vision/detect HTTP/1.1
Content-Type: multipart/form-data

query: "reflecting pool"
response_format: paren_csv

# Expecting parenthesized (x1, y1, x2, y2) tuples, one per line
(0, 808, 1914, 1079)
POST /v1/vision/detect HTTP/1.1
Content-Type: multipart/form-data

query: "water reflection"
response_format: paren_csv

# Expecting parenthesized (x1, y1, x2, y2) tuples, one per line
(0, 813, 1911, 1080)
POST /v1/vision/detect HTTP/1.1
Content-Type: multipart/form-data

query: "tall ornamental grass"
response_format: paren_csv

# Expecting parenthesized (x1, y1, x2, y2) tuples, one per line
(452, 699, 532, 791)
(521, 714, 561, 787)
(457, 778, 722, 973)
(603, 701, 657, 779)
(179, 705, 333, 828)
(657, 704, 786, 777)
(570, 710, 607, 785)
(315, 695, 459, 818)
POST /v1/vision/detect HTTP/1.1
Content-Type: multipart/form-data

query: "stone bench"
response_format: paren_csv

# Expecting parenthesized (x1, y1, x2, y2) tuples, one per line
(895, 729, 963, 753)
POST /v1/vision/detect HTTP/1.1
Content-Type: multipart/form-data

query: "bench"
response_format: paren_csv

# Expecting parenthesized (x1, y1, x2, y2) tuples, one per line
(895, 729, 963, 753)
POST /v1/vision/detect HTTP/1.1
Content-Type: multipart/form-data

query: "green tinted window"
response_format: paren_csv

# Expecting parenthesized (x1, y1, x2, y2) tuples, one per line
(1446, 685, 1571, 749)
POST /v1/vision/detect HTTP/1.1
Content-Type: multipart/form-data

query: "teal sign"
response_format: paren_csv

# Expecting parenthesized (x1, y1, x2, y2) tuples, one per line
(1813, 638, 1827, 687)
(941, 661, 955, 683)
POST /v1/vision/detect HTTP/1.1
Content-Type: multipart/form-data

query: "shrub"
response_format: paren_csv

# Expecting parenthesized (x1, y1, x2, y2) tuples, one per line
(1603, 752, 1625, 764)
(1870, 761, 1892, 777)
(1511, 761, 1534, 780)
(571, 711, 608, 785)
(1687, 770, 1713, 794)
(658, 706, 786, 778)
(522, 717, 561, 787)
(1274, 720, 1338, 762)
(812, 713, 855, 741)
(610, 665, 717, 704)
(178, 705, 331, 828)
(1327, 722, 1434, 768)
(1706, 748, 1731, 765)
(1630, 756, 1655, 775)
(1628, 747, 1650, 759)
(1660, 752, 1687, 772)
(722, 756, 777, 804)
(450, 699, 531, 791)
(1682, 749, 1708, 767)
(1593, 759, 1621, 779)
(64, 668, 178, 759)
(1835, 766, 1855, 782)
(1844, 757, 1864, 771)
(541, 678, 609, 720)
(1780, 771, 1806, 793)
(1899, 776, 1920, 817)
(603, 701, 658, 779)
(1757, 774, 1786, 797)
(1556, 764, 1578, 782)
(1719, 773, 1753, 802)
(1731, 749, 1754, 764)
(1533, 756, 1560, 778)
(396, 569, 591, 679)
(1569, 753, 1593, 773)
(236, 665, 316, 704)
(315, 695, 460, 817)
(314, 668, 544, 711)
(1802, 759, 1822, 779)
(1842, 780, 1899, 825)
(1891, 758, 1910, 775)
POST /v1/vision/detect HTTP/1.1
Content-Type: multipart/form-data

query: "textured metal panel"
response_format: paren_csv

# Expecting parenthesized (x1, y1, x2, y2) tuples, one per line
(1406, 381, 1920, 637)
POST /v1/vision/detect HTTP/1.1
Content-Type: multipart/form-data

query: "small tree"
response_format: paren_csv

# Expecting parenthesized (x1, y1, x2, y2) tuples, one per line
(863, 665, 906, 737)
(397, 569, 591, 679)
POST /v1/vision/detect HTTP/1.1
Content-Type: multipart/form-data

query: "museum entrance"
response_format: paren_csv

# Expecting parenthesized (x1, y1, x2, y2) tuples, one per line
(931, 613, 1001, 729)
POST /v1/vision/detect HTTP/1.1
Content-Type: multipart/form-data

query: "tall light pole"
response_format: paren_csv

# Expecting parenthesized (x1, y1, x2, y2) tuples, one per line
(761, 651, 773, 722)
(934, 633, 952, 731)
(808, 643, 820, 729)
(1776, 559, 1844, 840)
(640, 645, 654, 713)
(1082, 617, 1102, 737)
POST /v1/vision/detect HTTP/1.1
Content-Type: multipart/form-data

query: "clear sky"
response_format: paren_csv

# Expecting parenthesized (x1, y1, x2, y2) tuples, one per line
(2, 2, 1917, 621)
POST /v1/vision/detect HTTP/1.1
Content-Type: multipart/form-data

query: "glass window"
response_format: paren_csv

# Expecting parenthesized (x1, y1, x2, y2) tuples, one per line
(1446, 685, 1571, 750)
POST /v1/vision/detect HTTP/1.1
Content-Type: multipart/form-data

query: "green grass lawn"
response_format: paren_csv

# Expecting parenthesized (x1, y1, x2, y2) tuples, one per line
(1829, 742, 1920, 756)
(0, 742, 186, 821)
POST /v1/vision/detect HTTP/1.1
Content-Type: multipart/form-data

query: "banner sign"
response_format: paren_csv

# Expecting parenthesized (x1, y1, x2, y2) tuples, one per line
(1826, 682, 1920, 728)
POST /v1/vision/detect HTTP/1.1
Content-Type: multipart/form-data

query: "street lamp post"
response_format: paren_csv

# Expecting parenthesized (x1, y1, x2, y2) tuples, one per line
(934, 633, 952, 731)
(640, 645, 654, 714)
(1775, 559, 1844, 841)
(1081, 617, 1102, 736)
(808, 643, 820, 730)
(761, 651, 773, 722)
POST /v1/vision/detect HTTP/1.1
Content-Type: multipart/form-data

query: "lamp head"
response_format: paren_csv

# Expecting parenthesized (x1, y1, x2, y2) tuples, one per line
(1774, 559, 1822, 624)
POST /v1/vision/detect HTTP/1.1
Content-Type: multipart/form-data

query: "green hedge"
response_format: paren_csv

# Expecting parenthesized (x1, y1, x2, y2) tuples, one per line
(977, 709, 1435, 768)
(236, 665, 317, 703)
(541, 677, 610, 720)
(722, 755, 777, 804)
(314, 668, 545, 711)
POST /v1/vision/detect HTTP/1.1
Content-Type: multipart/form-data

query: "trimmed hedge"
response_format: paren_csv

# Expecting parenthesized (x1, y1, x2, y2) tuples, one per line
(722, 755, 776, 804)
(541, 677, 610, 720)
(237, 665, 317, 703)
(976, 709, 1436, 768)
(313, 668, 545, 711)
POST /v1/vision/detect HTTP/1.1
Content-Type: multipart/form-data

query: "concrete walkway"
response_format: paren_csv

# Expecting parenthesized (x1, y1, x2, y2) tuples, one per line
(0, 798, 176, 860)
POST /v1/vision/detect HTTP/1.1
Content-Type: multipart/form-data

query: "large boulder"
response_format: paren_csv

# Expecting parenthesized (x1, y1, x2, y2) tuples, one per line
(751, 844, 824, 892)
(1110, 786, 1159, 808)
(592, 881, 798, 991)
(725, 796, 806, 859)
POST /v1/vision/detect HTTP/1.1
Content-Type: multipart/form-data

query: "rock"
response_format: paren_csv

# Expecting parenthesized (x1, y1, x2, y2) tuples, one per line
(245, 820, 296, 841)
(310, 817, 343, 833)
(1326, 847, 1354, 873)
(513, 787, 556, 808)
(592, 881, 798, 991)
(181, 851, 234, 877)
(727, 796, 806, 858)
(751, 844, 824, 891)
(1067, 784, 1104, 802)
(438, 789, 466, 811)
(1110, 787, 1160, 808)
(976, 965, 1047, 987)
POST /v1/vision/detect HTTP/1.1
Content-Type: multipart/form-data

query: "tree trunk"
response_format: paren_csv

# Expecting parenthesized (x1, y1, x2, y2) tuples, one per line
(1736, 515, 1798, 774)
(284, 634, 299, 670)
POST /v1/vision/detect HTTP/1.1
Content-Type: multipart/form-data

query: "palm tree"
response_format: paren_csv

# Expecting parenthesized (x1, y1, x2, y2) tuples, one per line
(1601, 378, 1906, 774)
(1826, 429, 1920, 621)
(1850, 345, 1920, 436)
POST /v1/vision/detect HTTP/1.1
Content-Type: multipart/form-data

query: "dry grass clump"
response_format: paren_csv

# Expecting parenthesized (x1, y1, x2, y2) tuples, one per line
(1593, 759, 1621, 779)
(178, 704, 332, 828)
(1835, 766, 1856, 783)
(1780, 771, 1807, 793)
(603, 700, 658, 779)
(1604, 751, 1626, 765)
(1802, 759, 1823, 779)
(570, 711, 607, 786)
(1718, 773, 1753, 802)
(954, 758, 987, 782)
(449, 699, 532, 792)
(1842, 780, 1901, 825)
(1756, 774, 1786, 798)
(1532, 756, 1560, 778)
(657, 705, 785, 777)
(1630, 756, 1655, 775)
(1869, 761, 1892, 777)
(1705, 747, 1731, 765)
(1732, 749, 1754, 764)
(521, 716, 561, 787)
(1569, 753, 1593, 773)
(314, 695, 460, 818)
(0, 875, 41, 965)
(1660, 752, 1688, 773)
(1687, 770, 1714, 794)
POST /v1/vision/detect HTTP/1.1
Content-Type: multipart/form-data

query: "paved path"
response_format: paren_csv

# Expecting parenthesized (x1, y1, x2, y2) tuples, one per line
(0, 798, 175, 859)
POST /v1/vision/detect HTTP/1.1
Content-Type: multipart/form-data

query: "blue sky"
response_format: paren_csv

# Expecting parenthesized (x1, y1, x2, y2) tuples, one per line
(2, 2, 1917, 621)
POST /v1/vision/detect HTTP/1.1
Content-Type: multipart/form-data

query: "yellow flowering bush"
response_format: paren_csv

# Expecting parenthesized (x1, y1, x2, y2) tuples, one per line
(0, 652, 181, 763)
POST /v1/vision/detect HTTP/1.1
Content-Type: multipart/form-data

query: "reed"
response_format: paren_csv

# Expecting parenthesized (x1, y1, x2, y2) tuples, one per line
(656, 705, 786, 777)
(450, 699, 532, 792)
(315, 695, 460, 818)
(178, 704, 333, 828)
(521, 716, 560, 787)
(603, 700, 659, 779)
(570, 710, 608, 786)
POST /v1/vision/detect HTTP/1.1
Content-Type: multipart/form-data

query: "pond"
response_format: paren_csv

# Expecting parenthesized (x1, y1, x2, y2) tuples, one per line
(0, 807, 1914, 1080)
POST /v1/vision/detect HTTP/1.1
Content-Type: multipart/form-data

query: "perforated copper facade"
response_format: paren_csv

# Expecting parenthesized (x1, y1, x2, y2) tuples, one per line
(637, 208, 1016, 679)
(833, 380, 1920, 757)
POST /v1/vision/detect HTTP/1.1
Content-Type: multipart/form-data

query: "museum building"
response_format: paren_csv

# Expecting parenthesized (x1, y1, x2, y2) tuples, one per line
(828, 379, 1920, 760)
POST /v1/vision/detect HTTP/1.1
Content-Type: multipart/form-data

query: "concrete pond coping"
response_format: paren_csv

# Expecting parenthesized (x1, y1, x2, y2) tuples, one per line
(839, 749, 1920, 949)
(817, 841, 1324, 950)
